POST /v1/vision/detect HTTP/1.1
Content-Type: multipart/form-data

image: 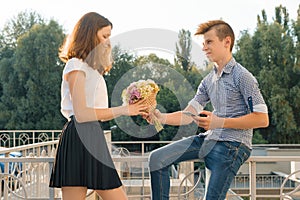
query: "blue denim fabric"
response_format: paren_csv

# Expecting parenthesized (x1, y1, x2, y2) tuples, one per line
(149, 135, 251, 200)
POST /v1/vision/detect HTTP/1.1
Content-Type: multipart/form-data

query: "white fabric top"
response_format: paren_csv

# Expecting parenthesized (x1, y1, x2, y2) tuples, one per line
(60, 58, 108, 120)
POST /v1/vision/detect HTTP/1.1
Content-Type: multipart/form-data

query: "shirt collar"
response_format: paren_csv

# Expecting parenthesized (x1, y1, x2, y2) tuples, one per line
(213, 57, 236, 75)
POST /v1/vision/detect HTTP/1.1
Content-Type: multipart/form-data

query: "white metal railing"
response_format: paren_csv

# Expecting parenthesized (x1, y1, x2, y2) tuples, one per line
(280, 169, 300, 199)
(0, 130, 61, 148)
(0, 140, 58, 200)
(1, 155, 299, 199)
(0, 157, 55, 200)
(231, 174, 289, 189)
(1, 137, 300, 199)
(247, 156, 300, 199)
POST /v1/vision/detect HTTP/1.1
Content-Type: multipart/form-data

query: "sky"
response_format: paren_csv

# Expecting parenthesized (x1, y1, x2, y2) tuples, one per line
(0, 0, 299, 66)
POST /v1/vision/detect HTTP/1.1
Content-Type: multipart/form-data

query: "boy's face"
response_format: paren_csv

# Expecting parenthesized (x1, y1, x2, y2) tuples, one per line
(202, 29, 229, 62)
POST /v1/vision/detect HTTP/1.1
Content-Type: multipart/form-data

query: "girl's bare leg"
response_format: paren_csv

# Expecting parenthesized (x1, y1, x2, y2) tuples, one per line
(95, 185, 128, 200)
(62, 187, 87, 200)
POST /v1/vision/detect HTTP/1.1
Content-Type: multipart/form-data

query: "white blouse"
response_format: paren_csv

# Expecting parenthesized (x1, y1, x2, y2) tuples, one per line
(60, 58, 108, 120)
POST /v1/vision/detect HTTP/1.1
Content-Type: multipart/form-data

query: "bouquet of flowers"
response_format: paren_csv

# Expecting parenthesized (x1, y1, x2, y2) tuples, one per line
(121, 79, 163, 132)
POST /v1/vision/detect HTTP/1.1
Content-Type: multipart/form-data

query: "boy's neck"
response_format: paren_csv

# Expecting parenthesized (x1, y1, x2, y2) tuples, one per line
(215, 54, 232, 74)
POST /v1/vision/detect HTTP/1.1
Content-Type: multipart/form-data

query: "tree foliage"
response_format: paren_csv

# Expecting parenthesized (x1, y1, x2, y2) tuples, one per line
(175, 29, 192, 71)
(0, 11, 65, 129)
(235, 4, 300, 143)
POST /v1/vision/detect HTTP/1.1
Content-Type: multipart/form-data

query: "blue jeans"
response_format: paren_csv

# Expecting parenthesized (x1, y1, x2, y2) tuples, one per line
(148, 135, 251, 200)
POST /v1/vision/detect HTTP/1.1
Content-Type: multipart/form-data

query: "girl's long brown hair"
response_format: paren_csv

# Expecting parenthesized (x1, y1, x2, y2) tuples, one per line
(59, 12, 113, 73)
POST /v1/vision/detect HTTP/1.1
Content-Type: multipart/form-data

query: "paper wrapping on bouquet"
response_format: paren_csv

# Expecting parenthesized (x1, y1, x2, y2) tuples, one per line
(143, 92, 163, 132)
(144, 92, 157, 112)
(121, 79, 163, 132)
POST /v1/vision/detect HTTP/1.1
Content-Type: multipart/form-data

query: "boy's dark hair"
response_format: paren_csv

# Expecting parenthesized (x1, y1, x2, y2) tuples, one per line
(195, 20, 235, 51)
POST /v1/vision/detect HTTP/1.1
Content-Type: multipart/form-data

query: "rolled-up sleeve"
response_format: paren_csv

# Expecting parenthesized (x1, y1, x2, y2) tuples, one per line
(238, 71, 268, 113)
(188, 79, 210, 114)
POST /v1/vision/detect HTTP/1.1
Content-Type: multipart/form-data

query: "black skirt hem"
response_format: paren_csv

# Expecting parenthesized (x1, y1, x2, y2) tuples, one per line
(49, 117, 122, 189)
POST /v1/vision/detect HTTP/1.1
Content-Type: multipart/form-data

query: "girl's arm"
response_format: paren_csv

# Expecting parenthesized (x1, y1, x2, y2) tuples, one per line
(67, 70, 149, 122)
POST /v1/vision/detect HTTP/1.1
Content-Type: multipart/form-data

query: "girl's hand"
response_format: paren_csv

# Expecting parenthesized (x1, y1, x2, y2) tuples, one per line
(127, 100, 150, 116)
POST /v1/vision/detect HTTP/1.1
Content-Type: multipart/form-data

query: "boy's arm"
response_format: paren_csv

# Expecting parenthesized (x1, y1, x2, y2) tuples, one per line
(194, 110, 269, 130)
(223, 112, 269, 129)
(153, 105, 199, 126)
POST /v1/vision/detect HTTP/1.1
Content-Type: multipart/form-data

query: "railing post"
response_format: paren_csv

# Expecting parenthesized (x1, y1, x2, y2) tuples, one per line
(49, 161, 55, 200)
(33, 130, 35, 145)
(13, 131, 16, 147)
(3, 153, 9, 200)
(141, 142, 144, 156)
(249, 161, 256, 199)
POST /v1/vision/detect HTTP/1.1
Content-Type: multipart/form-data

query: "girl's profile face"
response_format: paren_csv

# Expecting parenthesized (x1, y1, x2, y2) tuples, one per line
(96, 25, 113, 73)
(97, 25, 111, 44)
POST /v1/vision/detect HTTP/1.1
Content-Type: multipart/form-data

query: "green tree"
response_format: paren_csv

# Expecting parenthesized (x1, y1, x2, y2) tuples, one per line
(252, 132, 268, 144)
(0, 10, 44, 56)
(235, 5, 300, 143)
(0, 11, 45, 129)
(175, 29, 192, 71)
(0, 11, 65, 129)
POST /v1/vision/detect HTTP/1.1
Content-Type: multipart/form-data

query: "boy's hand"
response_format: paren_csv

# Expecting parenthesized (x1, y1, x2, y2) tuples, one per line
(193, 110, 225, 130)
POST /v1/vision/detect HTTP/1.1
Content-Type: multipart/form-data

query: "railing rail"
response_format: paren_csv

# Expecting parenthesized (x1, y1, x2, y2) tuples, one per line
(0, 130, 61, 148)
(1, 138, 300, 199)
(1, 155, 300, 199)
(247, 156, 300, 199)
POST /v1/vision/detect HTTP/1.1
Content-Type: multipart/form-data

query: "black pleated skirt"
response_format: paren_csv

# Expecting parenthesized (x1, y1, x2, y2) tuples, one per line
(49, 116, 122, 190)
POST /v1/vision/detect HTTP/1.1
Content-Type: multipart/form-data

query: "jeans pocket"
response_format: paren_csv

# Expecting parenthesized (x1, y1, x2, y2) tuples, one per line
(239, 144, 251, 163)
(221, 142, 251, 166)
(231, 144, 251, 171)
(222, 141, 239, 156)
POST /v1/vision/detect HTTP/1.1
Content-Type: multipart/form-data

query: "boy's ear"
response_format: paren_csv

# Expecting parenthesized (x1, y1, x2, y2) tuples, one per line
(224, 36, 231, 47)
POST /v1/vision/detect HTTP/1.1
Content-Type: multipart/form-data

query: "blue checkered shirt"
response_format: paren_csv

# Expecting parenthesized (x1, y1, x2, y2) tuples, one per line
(188, 58, 268, 149)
